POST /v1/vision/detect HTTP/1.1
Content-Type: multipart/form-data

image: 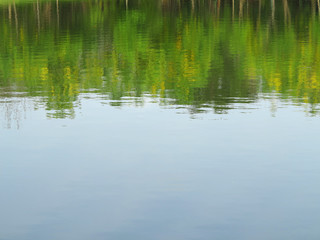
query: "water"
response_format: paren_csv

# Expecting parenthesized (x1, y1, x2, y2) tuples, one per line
(1, 0, 320, 239)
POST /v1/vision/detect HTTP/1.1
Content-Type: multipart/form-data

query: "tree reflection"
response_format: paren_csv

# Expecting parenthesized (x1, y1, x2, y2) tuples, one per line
(0, 0, 320, 125)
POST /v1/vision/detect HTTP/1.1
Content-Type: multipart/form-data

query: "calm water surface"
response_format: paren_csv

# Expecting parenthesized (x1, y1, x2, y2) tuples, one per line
(1, 0, 320, 239)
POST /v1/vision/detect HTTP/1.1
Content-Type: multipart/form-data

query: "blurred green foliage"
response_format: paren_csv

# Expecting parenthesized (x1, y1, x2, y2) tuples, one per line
(0, 0, 320, 117)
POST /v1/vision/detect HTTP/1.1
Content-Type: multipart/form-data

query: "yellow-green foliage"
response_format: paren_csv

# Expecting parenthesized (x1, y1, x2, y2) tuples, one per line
(0, 0, 320, 115)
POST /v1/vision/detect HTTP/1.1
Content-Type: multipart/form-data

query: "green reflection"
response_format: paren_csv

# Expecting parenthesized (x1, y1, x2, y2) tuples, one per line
(0, 0, 320, 119)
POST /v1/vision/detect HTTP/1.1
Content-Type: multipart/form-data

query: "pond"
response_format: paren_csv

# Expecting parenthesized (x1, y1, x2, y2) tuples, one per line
(1, 0, 320, 239)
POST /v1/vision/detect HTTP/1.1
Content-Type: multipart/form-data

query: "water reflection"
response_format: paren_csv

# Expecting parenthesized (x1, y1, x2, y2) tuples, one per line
(0, 0, 320, 126)
(2, 2, 320, 239)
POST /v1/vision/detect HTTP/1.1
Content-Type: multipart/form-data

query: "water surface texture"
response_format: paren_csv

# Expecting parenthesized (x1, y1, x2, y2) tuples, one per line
(1, 0, 320, 239)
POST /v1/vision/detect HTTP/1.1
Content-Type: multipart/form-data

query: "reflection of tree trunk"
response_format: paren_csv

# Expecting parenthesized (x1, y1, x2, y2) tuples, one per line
(271, 0, 275, 23)
(283, 0, 291, 24)
(45, 3, 52, 24)
(311, 0, 316, 18)
(56, 0, 59, 27)
(232, 0, 234, 20)
(37, 0, 40, 33)
(8, 4, 12, 23)
(13, 0, 18, 36)
(259, 0, 261, 22)
(239, 0, 245, 19)
(126, 0, 128, 10)
(318, 0, 320, 15)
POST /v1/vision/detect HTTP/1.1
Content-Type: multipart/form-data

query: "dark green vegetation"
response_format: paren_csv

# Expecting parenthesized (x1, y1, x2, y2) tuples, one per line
(0, 0, 320, 118)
